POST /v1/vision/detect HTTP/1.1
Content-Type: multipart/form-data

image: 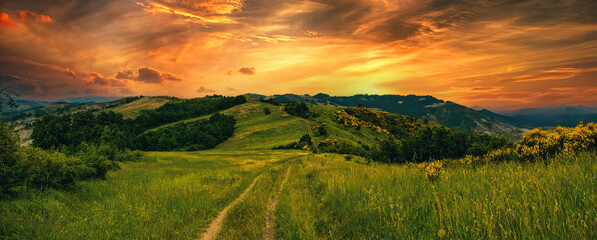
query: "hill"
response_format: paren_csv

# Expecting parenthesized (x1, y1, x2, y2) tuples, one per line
(255, 94, 524, 136)
(146, 98, 392, 150)
(100, 96, 176, 119)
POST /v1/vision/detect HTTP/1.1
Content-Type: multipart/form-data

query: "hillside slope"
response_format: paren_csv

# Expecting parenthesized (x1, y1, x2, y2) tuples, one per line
(263, 94, 524, 136)
(147, 99, 392, 151)
(101, 96, 175, 119)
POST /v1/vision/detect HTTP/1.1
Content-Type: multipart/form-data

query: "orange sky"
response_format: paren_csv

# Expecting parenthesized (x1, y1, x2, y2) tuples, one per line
(1, 0, 596, 110)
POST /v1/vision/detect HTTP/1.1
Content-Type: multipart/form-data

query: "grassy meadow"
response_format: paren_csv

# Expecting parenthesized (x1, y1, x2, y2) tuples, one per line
(0, 150, 304, 239)
(1, 150, 595, 239)
(277, 152, 597, 239)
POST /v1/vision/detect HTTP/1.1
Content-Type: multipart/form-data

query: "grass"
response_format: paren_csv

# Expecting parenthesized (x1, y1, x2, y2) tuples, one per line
(276, 152, 597, 239)
(1, 151, 595, 239)
(0, 150, 302, 239)
(101, 96, 174, 119)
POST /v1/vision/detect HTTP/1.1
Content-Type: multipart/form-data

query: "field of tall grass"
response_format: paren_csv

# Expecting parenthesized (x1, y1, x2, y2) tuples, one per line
(0, 150, 302, 239)
(1, 150, 595, 239)
(277, 152, 596, 239)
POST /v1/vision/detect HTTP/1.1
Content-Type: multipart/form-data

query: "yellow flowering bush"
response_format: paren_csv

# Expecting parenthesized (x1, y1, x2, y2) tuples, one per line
(515, 122, 597, 161)
(333, 109, 395, 135)
(424, 161, 443, 182)
(484, 148, 517, 162)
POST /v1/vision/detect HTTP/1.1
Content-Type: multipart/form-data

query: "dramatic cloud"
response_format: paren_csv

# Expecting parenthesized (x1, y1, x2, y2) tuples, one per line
(197, 86, 215, 93)
(0, 73, 44, 95)
(0, 0, 595, 108)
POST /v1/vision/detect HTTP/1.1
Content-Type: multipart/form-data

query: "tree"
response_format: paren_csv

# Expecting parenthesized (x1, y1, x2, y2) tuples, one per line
(264, 107, 271, 115)
(0, 121, 20, 194)
(0, 88, 17, 113)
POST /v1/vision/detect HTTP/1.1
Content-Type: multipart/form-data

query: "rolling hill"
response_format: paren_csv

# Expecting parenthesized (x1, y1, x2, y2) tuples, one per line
(255, 94, 525, 136)
(145, 98, 393, 151)
(100, 96, 176, 119)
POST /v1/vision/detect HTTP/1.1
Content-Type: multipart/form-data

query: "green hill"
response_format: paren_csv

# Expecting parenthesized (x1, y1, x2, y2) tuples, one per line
(260, 94, 525, 136)
(145, 99, 395, 151)
(101, 96, 176, 119)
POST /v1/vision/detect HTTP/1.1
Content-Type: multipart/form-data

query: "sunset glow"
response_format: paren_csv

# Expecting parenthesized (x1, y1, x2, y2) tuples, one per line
(1, 0, 596, 110)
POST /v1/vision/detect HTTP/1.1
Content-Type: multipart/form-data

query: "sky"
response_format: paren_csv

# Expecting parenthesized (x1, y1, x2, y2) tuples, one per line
(0, 0, 596, 110)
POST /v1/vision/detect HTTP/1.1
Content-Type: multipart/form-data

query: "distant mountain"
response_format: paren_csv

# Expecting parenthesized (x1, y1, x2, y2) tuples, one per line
(264, 94, 524, 136)
(56, 96, 125, 104)
(493, 105, 597, 127)
(497, 105, 597, 116)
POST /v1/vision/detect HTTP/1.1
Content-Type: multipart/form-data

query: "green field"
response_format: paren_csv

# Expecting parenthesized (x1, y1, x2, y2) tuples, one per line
(0, 150, 306, 239)
(1, 151, 595, 239)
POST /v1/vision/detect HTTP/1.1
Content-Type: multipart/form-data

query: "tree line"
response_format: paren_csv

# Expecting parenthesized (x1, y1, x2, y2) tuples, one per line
(31, 95, 246, 151)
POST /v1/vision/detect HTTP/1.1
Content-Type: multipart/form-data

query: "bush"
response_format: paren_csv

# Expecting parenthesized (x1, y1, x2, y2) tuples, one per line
(483, 148, 518, 163)
(74, 143, 119, 180)
(515, 123, 597, 161)
(0, 122, 21, 194)
(17, 147, 86, 189)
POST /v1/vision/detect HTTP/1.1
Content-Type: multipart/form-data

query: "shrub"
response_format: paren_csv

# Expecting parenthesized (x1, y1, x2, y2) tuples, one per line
(515, 123, 597, 161)
(74, 143, 118, 180)
(483, 148, 518, 163)
(0, 122, 21, 194)
(17, 147, 85, 189)
(424, 161, 443, 182)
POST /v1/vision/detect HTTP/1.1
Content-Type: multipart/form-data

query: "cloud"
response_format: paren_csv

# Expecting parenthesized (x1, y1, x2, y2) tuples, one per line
(16, 10, 52, 23)
(115, 69, 134, 79)
(83, 73, 111, 85)
(138, 0, 243, 24)
(235, 67, 256, 75)
(0, 13, 15, 27)
(239, 67, 256, 75)
(115, 67, 181, 83)
(227, 67, 256, 75)
(504, 67, 597, 83)
(82, 72, 132, 94)
(136, 66, 181, 83)
(225, 87, 238, 91)
(197, 86, 215, 93)
(0, 73, 44, 95)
